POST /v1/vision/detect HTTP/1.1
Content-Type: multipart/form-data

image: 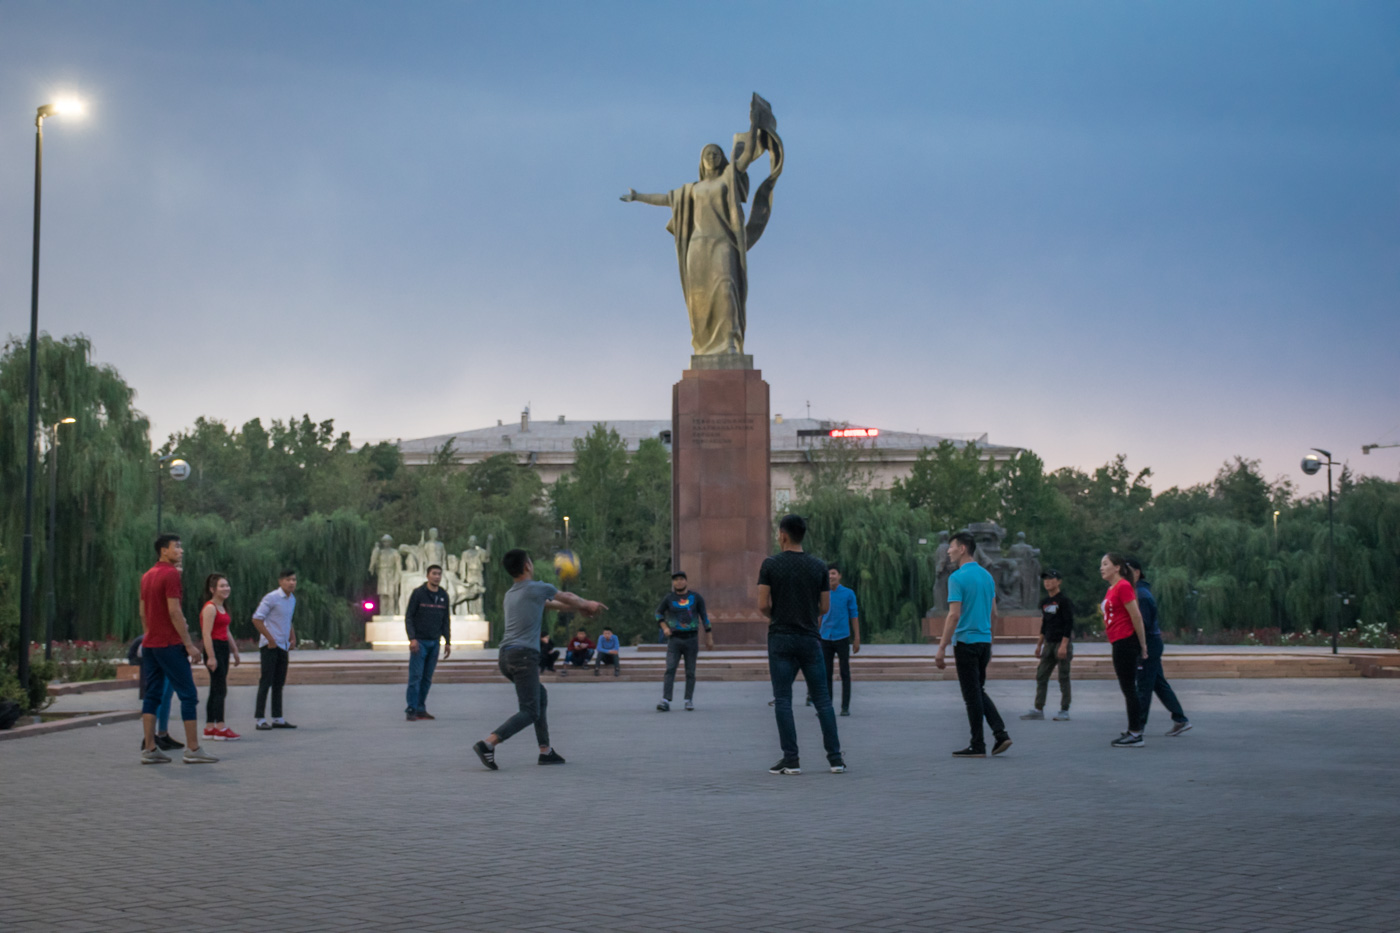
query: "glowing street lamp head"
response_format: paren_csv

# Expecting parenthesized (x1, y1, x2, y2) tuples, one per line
(37, 98, 86, 121)
(59, 417, 76, 425)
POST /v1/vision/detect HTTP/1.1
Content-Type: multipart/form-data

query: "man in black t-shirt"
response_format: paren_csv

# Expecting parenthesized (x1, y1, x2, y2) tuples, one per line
(758, 514, 845, 776)
(1020, 569, 1074, 721)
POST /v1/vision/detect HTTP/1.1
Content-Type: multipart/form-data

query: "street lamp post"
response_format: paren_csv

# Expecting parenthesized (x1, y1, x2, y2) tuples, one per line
(18, 98, 84, 704)
(43, 418, 76, 661)
(1272, 509, 1282, 632)
(1301, 450, 1339, 654)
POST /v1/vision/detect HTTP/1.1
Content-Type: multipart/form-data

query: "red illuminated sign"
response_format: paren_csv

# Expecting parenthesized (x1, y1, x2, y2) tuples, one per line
(829, 428, 879, 438)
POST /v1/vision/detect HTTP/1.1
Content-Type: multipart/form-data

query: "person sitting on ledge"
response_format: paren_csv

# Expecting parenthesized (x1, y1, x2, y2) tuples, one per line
(539, 632, 560, 672)
(563, 629, 594, 672)
(594, 627, 621, 676)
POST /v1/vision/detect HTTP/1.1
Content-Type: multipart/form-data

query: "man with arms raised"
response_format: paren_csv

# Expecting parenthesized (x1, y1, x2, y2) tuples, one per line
(139, 534, 217, 764)
(759, 514, 845, 776)
(935, 531, 1012, 758)
(472, 550, 606, 770)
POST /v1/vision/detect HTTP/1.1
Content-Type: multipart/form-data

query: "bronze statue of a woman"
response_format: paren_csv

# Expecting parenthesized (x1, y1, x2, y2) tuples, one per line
(621, 94, 783, 359)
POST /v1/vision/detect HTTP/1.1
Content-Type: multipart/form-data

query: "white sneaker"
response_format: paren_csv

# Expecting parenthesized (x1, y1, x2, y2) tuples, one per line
(183, 746, 219, 764)
(140, 747, 171, 765)
(684, 699, 694, 711)
(1053, 710, 1071, 721)
(1019, 709, 1044, 720)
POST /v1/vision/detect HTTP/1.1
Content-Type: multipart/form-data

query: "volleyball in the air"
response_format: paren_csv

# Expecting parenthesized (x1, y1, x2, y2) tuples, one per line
(553, 550, 581, 583)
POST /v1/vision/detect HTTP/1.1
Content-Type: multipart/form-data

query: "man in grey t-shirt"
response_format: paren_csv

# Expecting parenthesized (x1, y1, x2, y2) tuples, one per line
(473, 549, 605, 770)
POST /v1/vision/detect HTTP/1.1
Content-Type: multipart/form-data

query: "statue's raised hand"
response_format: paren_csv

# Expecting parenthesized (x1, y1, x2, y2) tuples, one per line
(619, 188, 637, 202)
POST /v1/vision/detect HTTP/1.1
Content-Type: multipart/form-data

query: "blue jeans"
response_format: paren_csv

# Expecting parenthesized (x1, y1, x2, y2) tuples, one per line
(768, 633, 842, 764)
(156, 678, 176, 733)
(141, 644, 198, 724)
(406, 640, 441, 713)
(1137, 634, 1187, 725)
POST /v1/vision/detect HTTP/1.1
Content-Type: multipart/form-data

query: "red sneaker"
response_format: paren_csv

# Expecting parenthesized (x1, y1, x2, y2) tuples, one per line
(204, 725, 220, 740)
(217, 727, 241, 741)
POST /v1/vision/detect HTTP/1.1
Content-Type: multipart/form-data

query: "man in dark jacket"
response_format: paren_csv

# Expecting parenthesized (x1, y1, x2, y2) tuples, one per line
(1126, 558, 1191, 736)
(404, 564, 451, 721)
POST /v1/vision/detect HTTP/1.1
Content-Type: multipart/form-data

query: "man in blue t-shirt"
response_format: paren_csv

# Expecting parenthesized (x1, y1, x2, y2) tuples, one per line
(933, 532, 1011, 758)
(812, 563, 860, 716)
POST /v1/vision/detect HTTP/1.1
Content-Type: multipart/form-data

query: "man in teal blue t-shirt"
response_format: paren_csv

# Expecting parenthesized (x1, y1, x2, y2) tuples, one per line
(814, 563, 860, 715)
(934, 532, 1011, 758)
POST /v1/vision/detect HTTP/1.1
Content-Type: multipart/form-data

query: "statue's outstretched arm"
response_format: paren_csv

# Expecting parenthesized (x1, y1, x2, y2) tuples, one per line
(620, 188, 670, 207)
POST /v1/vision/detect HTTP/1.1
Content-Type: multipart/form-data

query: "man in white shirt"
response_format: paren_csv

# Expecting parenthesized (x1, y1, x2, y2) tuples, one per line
(252, 570, 298, 731)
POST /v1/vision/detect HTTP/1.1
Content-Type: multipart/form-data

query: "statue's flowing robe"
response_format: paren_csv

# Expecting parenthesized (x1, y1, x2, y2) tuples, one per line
(665, 95, 783, 356)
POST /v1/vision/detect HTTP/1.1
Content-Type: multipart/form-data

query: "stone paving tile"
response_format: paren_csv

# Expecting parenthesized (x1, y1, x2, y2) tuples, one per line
(4, 678, 1399, 932)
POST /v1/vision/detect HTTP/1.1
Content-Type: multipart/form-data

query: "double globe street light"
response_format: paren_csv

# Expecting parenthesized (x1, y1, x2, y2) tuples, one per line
(18, 98, 85, 703)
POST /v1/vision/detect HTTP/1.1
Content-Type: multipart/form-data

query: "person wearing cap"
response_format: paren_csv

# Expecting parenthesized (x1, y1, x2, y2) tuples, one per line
(655, 571, 712, 712)
(1126, 558, 1192, 736)
(1021, 569, 1075, 721)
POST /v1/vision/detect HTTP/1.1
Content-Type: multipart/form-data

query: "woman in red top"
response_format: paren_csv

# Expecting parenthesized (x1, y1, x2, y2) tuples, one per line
(200, 574, 241, 740)
(1100, 553, 1149, 747)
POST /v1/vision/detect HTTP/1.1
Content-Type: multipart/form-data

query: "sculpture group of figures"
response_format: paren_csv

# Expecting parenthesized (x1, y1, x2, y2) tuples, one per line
(932, 523, 1042, 613)
(368, 529, 492, 618)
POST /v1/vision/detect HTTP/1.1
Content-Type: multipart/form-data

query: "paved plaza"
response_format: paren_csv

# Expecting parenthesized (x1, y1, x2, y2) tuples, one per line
(4, 677, 1398, 932)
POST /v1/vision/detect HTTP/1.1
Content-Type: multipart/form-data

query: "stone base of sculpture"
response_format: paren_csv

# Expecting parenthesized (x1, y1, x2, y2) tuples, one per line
(365, 615, 489, 651)
(921, 610, 1041, 643)
(690, 353, 753, 371)
(673, 366, 772, 645)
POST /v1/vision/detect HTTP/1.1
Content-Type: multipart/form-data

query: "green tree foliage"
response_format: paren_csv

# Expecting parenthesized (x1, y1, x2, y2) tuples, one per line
(549, 426, 671, 644)
(0, 335, 150, 649)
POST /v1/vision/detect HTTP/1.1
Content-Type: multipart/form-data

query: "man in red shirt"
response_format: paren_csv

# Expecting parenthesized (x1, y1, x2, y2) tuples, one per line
(139, 534, 217, 764)
(561, 629, 595, 674)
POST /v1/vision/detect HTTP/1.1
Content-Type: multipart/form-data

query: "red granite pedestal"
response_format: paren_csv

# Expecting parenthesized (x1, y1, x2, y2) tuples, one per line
(672, 367, 772, 645)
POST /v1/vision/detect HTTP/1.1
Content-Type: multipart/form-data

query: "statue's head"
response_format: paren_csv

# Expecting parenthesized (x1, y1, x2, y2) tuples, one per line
(380, 534, 393, 546)
(427, 527, 438, 540)
(468, 535, 478, 546)
(698, 143, 728, 180)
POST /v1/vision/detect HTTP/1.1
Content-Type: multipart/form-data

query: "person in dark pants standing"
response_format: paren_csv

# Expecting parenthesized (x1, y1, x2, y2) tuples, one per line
(404, 564, 451, 721)
(1126, 558, 1191, 736)
(656, 571, 713, 711)
(759, 514, 845, 775)
(815, 563, 860, 716)
(934, 531, 1012, 758)
(198, 573, 241, 741)
(1101, 553, 1149, 747)
(252, 570, 298, 731)
(472, 550, 605, 770)
(1021, 569, 1074, 722)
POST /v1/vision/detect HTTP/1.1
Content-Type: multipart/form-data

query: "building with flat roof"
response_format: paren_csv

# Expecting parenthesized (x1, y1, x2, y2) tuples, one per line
(398, 409, 1021, 511)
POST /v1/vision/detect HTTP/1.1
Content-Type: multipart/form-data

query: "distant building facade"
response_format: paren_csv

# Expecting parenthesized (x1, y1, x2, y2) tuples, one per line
(397, 409, 1022, 511)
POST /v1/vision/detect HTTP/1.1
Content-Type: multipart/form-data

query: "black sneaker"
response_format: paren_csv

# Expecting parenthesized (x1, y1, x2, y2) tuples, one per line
(472, 740, 498, 770)
(839, 709, 850, 717)
(271, 721, 297, 729)
(406, 712, 419, 722)
(416, 711, 435, 721)
(768, 757, 801, 775)
(952, 745, 987, 758)
(829, 757, 847, 774)
(1111, 732, 1144, 748)
(155, 733, 184, 751)
(538, 749, 566, 765)
(593, 666, 600, 676)
(992, 735, 1013, 756)
(255, 721, 273, 731)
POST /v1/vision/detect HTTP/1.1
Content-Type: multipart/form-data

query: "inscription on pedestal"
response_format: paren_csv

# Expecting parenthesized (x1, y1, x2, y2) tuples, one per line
(687, 414, 762, 448)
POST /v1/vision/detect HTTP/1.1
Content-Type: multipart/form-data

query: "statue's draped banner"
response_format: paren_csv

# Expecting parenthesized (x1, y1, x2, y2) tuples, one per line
(664, 93, 782, 356)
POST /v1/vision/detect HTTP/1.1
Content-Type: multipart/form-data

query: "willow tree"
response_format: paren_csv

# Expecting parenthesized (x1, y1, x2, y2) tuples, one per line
(0, 335, 151, 645)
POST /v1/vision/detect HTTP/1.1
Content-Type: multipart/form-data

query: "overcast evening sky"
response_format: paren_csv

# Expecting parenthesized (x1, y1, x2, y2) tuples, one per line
(2, 1, 1397, 494)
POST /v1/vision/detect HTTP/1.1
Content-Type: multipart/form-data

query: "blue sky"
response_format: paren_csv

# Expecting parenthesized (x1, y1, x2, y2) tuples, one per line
(1, 1, 1396, 492)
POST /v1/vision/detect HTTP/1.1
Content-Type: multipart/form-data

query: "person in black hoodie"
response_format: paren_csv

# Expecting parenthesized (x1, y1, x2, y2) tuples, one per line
(404, 564, 451, 721)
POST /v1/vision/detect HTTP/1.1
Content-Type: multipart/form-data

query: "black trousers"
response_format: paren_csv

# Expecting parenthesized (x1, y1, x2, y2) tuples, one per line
(953, 642, 1006, 751)
(206, 640, 230, 723)
(256, 646, 289, 719)
(1111, 635, 1145, 732)
(539, 649, 560, 672)
(822, 637, 852, 711)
